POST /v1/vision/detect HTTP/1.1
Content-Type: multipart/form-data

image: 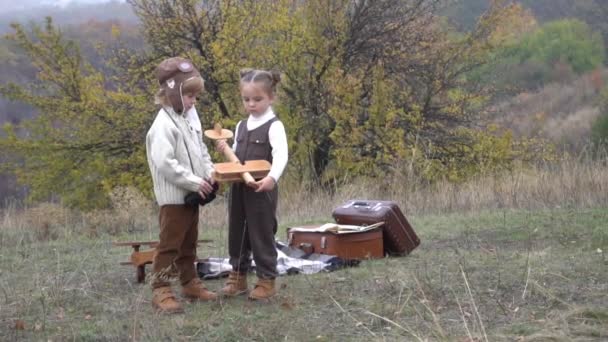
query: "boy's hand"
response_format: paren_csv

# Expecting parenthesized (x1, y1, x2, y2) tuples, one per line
(198, 178, 215, 198)
(253, 176, 275, 192)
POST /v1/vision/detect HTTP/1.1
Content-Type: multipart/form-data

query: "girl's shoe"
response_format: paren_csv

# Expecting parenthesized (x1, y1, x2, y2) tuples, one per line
(248, 278, 276, 300)
(221, 271, 248, 297)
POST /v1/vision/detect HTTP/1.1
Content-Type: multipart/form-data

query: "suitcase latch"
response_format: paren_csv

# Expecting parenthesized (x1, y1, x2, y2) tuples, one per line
(298, 242, 313, 254)
(321, 236, 327, 249)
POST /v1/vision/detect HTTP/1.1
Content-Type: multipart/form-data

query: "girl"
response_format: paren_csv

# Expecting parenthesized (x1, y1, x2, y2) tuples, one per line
(217, 68, 288, 300)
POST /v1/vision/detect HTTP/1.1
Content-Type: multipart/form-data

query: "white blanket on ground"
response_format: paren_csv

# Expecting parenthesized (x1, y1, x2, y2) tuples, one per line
(197, 242, 357, 279)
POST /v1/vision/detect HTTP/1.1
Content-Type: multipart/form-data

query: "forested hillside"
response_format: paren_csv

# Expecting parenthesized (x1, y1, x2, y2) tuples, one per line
(446, 0, 607, 42)
(0, 1, 136, 34)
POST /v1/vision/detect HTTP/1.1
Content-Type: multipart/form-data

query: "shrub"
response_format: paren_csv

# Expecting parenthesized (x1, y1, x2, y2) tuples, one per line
(591, 87, 608, 147)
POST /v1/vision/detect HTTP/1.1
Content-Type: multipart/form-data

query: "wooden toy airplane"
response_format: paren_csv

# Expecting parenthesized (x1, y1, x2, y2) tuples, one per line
(204, 123, 271, 185)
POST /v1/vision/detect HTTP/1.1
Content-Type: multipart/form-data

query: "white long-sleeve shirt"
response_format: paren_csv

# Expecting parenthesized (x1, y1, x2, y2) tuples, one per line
(233, 107, 288, 182)
(146, 106, 214, 205)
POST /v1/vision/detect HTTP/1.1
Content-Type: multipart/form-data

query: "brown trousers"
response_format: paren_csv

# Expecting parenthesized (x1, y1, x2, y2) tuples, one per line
(228, 183, 278, 279)
(151, 204, 199, 289)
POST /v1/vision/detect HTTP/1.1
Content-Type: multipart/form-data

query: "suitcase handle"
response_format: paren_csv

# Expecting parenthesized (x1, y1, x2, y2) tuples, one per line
(350, 201, 383, 212)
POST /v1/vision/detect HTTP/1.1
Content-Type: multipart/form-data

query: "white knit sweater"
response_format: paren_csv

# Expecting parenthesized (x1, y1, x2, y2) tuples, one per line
(146, 106, 214, 205)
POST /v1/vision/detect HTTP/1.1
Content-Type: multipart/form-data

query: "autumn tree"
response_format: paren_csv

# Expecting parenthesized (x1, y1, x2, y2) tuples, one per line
(326, 0, 539, 181)
(0, 18, 152, 209)
(250, 0, 446, 181)
(511, 19, 605, 74)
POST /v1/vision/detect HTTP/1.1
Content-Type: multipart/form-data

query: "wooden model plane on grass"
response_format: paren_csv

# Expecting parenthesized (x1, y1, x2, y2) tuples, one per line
(115, 123, 271, 283)
(113, 240, 212, 283)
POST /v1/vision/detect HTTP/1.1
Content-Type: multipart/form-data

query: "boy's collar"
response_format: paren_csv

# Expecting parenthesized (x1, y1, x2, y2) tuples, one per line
(163, 106, 189, 117)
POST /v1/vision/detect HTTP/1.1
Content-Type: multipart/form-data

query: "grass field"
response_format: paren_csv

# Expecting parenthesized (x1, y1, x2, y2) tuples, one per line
(1, 160, 607, 341)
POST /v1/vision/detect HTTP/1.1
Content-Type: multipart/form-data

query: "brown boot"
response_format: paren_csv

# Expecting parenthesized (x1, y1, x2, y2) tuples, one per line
(152, 286, 184, 313)
(248, 278, 276, 300)
(181, 278, 218, 301)
(220, 271, 248, 297)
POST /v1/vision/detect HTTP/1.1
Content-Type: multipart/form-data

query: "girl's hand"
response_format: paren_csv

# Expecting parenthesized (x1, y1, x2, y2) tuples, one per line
(253, 176, 275, 192)
(216, 139, 228, 153)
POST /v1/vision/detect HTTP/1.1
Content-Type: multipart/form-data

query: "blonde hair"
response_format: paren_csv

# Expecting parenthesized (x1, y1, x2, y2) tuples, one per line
(155, 76, 205, 106)
(239, 68, 281, 96)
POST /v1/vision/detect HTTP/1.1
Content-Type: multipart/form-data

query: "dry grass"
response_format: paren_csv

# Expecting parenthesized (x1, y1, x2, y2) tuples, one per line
(3, 154, 607, 235)
(0, 157, 607, 341)
(276, 155, 608, 220)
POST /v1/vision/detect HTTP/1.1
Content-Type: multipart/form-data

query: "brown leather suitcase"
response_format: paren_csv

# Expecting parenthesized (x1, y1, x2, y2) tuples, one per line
(332, 200, 420, 256)
(286, 225, 384, 260)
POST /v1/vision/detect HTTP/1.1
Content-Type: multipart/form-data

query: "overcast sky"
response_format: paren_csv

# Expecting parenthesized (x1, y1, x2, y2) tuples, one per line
(0, 0, 125, 14)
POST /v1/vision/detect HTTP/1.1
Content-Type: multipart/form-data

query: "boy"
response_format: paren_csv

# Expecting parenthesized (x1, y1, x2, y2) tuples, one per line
(145, 57, 217, 313)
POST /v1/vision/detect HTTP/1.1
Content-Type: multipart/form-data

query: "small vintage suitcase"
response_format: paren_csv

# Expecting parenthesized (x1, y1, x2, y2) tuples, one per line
(332, 200, 420, 256)
(286, 225, 384, 260)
